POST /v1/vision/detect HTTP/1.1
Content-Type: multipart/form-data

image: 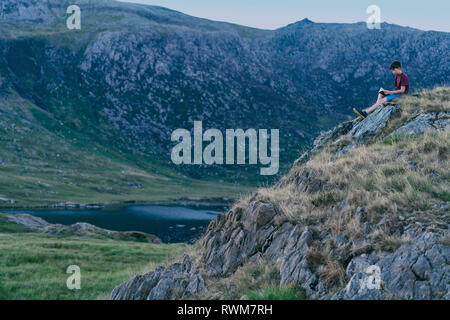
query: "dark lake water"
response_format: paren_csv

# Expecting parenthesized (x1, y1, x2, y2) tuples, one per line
(6, 205, 226, 243)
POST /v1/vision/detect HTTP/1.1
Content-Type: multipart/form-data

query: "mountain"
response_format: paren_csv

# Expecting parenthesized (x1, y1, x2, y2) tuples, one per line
(0, 0, 449, 205)
(111, 87, 450, 300)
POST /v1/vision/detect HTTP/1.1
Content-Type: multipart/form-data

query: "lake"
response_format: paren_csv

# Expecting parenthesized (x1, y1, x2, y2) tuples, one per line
(5, 205, 226, 243)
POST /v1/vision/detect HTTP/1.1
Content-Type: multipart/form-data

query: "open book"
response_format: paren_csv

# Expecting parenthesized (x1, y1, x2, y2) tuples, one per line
(379, 87, 386, 96)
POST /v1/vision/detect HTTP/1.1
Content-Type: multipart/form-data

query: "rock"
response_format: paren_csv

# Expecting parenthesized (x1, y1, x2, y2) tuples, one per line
(332, 232, 450, 300)
(334, 234, 349, 248)
(348, 105, 399, 141)
(294, 120, 354, 166)
(391, 112, 450, 136)
(64, 222, 112, 235)
(294, 104, 400, 164)
(7, 214, 50, 230)
(331, 272, 383, 300)
(201, 201, 277, 276)
(182, 274, 207, 299)
(110, 254, 207, 300)
(345, 253, 380, 278)
(7, 214, 160, 242)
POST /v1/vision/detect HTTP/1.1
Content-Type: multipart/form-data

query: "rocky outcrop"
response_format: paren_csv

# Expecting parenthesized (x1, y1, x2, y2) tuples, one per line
(7, 214, 50, 229)
(332, 232, 449, 300)
(110, 254, 206, 300)
(7, 214, 160, 242)
(111, 103, 450, 300)
(294, 104, 399, 166)
(111, 197, 449, 300)
(343, 104, 399, 149)
(391, 112, 450, 136)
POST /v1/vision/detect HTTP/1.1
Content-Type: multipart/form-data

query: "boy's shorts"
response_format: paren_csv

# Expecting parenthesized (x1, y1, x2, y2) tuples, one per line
(386, 94, 403, 102)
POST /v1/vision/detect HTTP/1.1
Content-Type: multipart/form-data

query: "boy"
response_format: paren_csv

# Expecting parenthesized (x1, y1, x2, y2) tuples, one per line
(353, 61, 410, 118)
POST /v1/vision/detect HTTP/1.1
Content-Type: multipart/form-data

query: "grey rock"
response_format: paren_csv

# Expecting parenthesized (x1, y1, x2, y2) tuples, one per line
(201, 201, 278, 276)
(110, 254, 207, 300)
(331, 272, 383, 300)
(345, 104, 400, 148)
(294, 104, 400, 165)
(346, 255, 374, 278)
(392, 112, 450, 136)
(294, 120, 354, 166)
(333, 232, 450, 300)
(7, 214, 50, 229)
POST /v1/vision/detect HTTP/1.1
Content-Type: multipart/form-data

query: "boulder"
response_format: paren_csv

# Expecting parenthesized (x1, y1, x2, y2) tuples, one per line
(346, 104, 399, 143)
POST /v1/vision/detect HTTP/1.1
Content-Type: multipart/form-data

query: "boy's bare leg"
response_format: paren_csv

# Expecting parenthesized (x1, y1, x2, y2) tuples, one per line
(376, 93, 385, 103)
(366, 94, 388, 114)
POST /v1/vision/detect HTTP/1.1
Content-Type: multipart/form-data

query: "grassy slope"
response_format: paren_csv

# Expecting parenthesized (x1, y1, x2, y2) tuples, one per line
(0, 90, 254, 207)
(0, 213, 189, 299)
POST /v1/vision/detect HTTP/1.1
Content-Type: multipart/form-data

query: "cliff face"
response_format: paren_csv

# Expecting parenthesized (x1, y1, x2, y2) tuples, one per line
(111, 88, 449, 300)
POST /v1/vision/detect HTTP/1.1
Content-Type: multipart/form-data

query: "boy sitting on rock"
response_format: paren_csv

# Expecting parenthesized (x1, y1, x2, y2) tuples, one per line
(353, 61, 410, 118)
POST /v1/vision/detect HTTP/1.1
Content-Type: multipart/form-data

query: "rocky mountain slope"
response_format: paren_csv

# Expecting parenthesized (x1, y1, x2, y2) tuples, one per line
(1, 0, 449, 190)
(111, 88, 449, 300)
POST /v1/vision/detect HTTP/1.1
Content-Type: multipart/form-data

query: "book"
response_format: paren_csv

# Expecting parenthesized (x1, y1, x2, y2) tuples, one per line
(379, 87, 386, 96)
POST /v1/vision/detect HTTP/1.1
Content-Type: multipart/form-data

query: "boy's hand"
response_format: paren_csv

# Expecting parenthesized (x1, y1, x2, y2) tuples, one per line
(383, 90, 392, 95)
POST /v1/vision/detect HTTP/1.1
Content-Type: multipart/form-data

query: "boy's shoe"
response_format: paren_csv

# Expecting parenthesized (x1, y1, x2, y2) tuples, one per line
(353, 108, 368, 119)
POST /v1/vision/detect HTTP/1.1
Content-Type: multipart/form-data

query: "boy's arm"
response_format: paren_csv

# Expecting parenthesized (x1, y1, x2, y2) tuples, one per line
(384, 86, 406, 95)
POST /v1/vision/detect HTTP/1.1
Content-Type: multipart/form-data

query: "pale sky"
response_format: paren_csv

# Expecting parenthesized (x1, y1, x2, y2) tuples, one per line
(118, 0, 450, 32)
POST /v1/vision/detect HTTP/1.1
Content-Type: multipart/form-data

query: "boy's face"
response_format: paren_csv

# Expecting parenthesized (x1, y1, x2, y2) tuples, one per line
(391, 68, 402, 75)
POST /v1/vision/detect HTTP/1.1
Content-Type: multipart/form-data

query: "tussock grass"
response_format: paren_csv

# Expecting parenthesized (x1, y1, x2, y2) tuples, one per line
(318, 261, 346, 289)
(244, 285, 306, 300)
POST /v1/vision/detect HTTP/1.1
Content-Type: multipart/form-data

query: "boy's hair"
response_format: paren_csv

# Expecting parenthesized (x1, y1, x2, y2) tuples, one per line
(390, 61, 402, 70)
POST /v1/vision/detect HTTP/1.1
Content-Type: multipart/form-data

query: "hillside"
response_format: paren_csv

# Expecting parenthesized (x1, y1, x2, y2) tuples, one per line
(111, 88, 449, 300)
(1, 1, 449, 206)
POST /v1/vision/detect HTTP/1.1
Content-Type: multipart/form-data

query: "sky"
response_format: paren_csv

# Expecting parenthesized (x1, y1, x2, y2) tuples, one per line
(118, 0, 450, 32)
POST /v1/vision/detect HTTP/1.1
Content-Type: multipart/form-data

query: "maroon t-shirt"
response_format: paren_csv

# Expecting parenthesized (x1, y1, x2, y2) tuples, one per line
(394, 72, 410, 94)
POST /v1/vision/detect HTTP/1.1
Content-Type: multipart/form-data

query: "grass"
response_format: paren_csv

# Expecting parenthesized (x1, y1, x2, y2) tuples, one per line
(244, 285, 306, 300)
(0, 214, 189, 300)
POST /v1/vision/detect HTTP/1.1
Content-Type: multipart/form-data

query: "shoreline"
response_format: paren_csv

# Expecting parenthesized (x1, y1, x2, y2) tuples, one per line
(0, 196, 235, 211)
